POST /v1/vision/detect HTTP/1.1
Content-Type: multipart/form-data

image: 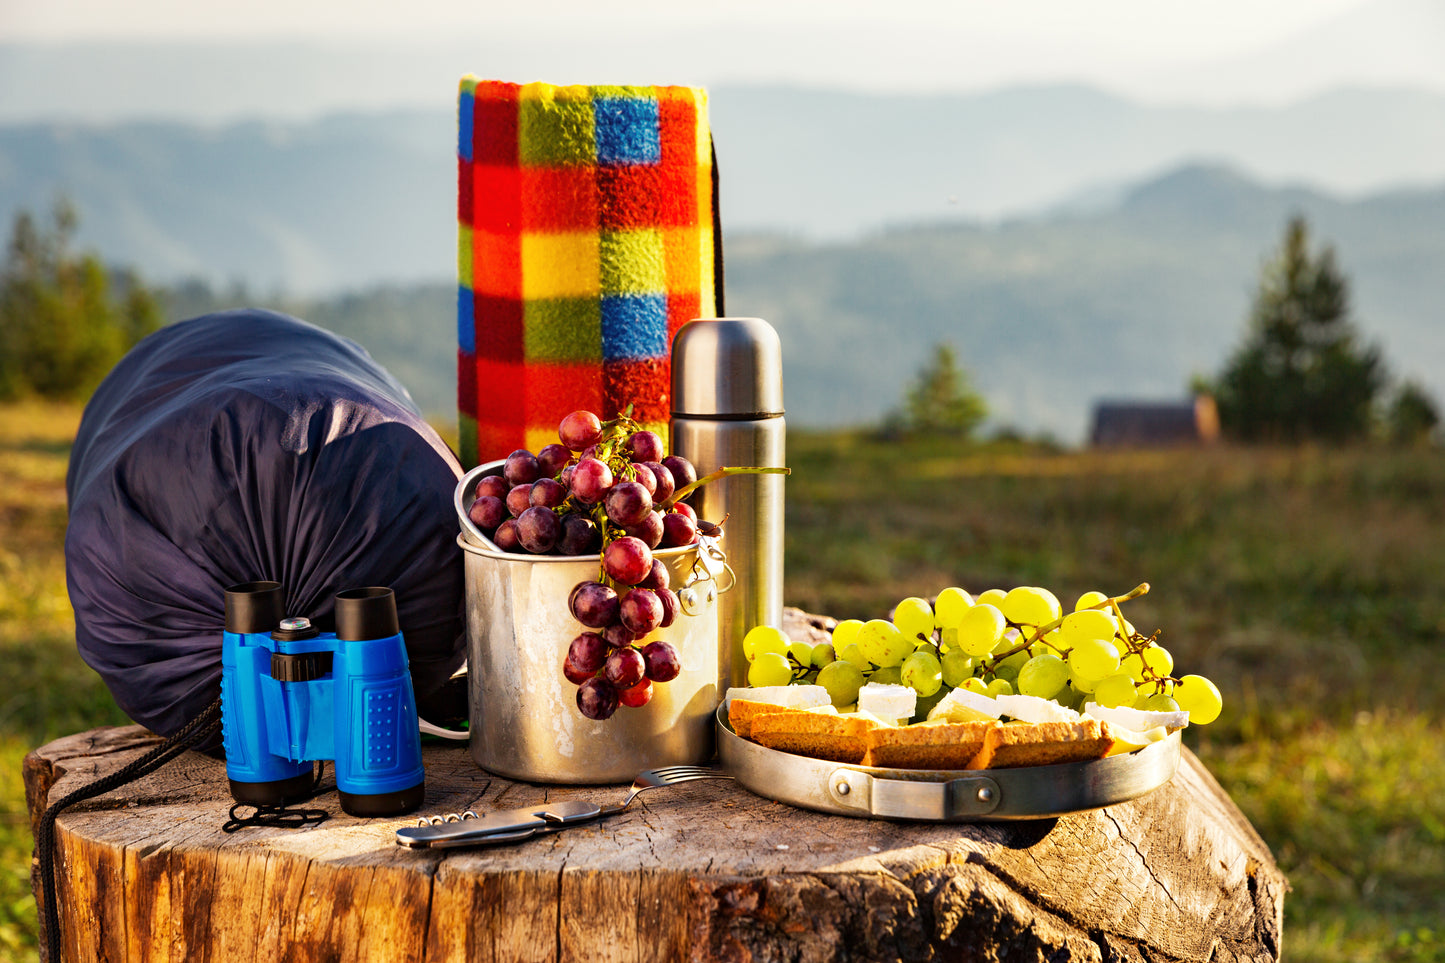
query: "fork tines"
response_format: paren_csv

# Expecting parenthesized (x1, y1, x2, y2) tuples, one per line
(643, 765, 729, 780)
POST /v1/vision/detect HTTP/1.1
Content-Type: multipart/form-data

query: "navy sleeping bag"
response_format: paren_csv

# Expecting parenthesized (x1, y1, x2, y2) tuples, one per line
(65, 309, 467, 739)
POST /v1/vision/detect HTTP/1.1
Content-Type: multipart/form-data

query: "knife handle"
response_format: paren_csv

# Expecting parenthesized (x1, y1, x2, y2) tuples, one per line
(395, 799, 602, 849)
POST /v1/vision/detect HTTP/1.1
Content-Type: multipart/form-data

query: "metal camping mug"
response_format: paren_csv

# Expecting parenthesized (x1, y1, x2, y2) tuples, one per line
(456, 462, 725, 784)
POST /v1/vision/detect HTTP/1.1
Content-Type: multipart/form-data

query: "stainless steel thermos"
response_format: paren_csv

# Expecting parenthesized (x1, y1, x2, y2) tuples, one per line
(670, 317, 786, 691)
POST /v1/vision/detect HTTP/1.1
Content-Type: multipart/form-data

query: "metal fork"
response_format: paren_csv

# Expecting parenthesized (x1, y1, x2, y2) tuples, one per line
(599, 765, 735, 816)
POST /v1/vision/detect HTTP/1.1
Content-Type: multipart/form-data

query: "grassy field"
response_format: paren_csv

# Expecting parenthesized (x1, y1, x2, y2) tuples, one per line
(0, 403, 131, 961)
(1, 406, 1442, 961)
(783, 430, 1445, 962)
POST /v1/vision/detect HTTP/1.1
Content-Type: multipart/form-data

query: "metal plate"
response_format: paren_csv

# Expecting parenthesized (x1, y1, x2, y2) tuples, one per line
(715, 706, 1181, 821)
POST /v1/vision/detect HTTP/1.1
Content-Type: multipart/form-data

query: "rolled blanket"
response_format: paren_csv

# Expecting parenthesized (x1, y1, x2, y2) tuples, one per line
(457, 78, 722, 467)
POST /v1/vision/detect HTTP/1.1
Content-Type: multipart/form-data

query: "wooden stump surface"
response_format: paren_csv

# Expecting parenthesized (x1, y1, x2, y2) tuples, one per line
(26, 611, 1287, 963)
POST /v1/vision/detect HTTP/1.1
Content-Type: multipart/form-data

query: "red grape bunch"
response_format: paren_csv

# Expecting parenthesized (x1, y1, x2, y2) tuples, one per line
(464, 408, 705, 720)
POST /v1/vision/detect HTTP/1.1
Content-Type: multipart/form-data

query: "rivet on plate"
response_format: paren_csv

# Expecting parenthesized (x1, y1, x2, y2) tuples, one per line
(977, 787, 994, 803)
(835, 781, 851, 796)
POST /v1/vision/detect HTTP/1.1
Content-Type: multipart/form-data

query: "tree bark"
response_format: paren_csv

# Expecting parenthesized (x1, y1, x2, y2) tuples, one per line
(27, 610, 1285, 962)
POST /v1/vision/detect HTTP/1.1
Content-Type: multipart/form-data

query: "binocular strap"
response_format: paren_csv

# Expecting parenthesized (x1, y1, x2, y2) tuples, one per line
(36, 699, 223, 963)
(221, 765, 332, 833)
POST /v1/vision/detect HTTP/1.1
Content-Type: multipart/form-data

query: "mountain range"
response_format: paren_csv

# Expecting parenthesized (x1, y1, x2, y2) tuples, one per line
(0, 85, 1441, 442)
(150, 163, 1445, 444)
(2, 84, 1444, 292)
(727, 165, 1445, 440)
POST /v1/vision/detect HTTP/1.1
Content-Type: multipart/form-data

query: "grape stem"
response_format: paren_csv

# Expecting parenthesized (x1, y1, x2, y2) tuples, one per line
(660, 466, 792, 510)
(983, 582, 1151, 669)
(601, 404, 639, 434)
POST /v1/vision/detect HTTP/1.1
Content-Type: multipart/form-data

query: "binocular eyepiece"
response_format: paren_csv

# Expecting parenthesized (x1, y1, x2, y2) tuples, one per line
(224, 582, 401, 640)
(220, 581, 425, 818)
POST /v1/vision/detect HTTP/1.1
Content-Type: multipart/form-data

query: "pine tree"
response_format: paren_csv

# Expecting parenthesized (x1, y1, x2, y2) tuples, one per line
(895, 343, 988, 438)
(0, 200, 161, 401)
(1387, 381, 1440, 446)
(1212, 216, 1385, 442)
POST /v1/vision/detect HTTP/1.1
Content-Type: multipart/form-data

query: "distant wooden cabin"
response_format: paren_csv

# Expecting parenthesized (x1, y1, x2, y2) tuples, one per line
(1090, 396, 1220, 447)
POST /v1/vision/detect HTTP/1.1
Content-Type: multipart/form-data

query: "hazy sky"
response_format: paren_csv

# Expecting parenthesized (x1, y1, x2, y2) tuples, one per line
(6, 0, 1442, 109)
(0, 0, 1367, 45)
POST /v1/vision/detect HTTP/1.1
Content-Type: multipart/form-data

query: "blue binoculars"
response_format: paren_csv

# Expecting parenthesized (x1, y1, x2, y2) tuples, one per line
(221, 581, 425, 817)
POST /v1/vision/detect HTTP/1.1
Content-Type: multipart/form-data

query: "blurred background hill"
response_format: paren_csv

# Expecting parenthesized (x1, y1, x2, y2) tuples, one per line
(1, 80, 1443, 441)
(4, 81, 1445, 275)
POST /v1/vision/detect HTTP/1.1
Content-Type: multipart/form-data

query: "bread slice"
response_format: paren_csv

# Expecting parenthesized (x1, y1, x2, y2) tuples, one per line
(862, 720, 998, 769)
(748, 707, 880, 764)
(729, 699, 794, 739)
(725, 687, 832, 738)
(966, 718, 1115, 770)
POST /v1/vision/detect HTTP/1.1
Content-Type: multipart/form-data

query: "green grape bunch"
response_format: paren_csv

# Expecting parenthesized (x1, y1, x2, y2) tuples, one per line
(740, 582, 1224, 726)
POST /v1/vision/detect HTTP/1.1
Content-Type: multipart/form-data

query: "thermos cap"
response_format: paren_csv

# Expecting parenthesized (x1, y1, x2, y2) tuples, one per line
(671, 317, 784, 419)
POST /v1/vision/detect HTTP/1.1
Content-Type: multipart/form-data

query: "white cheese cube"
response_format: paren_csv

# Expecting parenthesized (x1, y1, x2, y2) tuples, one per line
(856, 682, 917, 723)
(993, 694, 1081, 724)
(1083, 702, 1190, 731)
(927, 686, 1004, 722)
(723, 685, 831, 709)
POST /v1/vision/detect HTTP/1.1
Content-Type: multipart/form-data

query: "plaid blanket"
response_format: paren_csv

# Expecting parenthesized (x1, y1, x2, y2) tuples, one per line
(456, 79, 721, 466)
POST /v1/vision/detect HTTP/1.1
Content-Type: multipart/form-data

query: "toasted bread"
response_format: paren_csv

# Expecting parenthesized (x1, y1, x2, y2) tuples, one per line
(749, 707, 880, 764)
(861, 720, 998, 769)
(965, 718, 1115, 769)
(725, 687, 831, 738)
(728, 699, 795, 739)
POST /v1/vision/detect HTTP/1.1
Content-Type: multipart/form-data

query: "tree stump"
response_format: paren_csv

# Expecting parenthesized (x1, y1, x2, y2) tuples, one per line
(27, 610, 1286, 962)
